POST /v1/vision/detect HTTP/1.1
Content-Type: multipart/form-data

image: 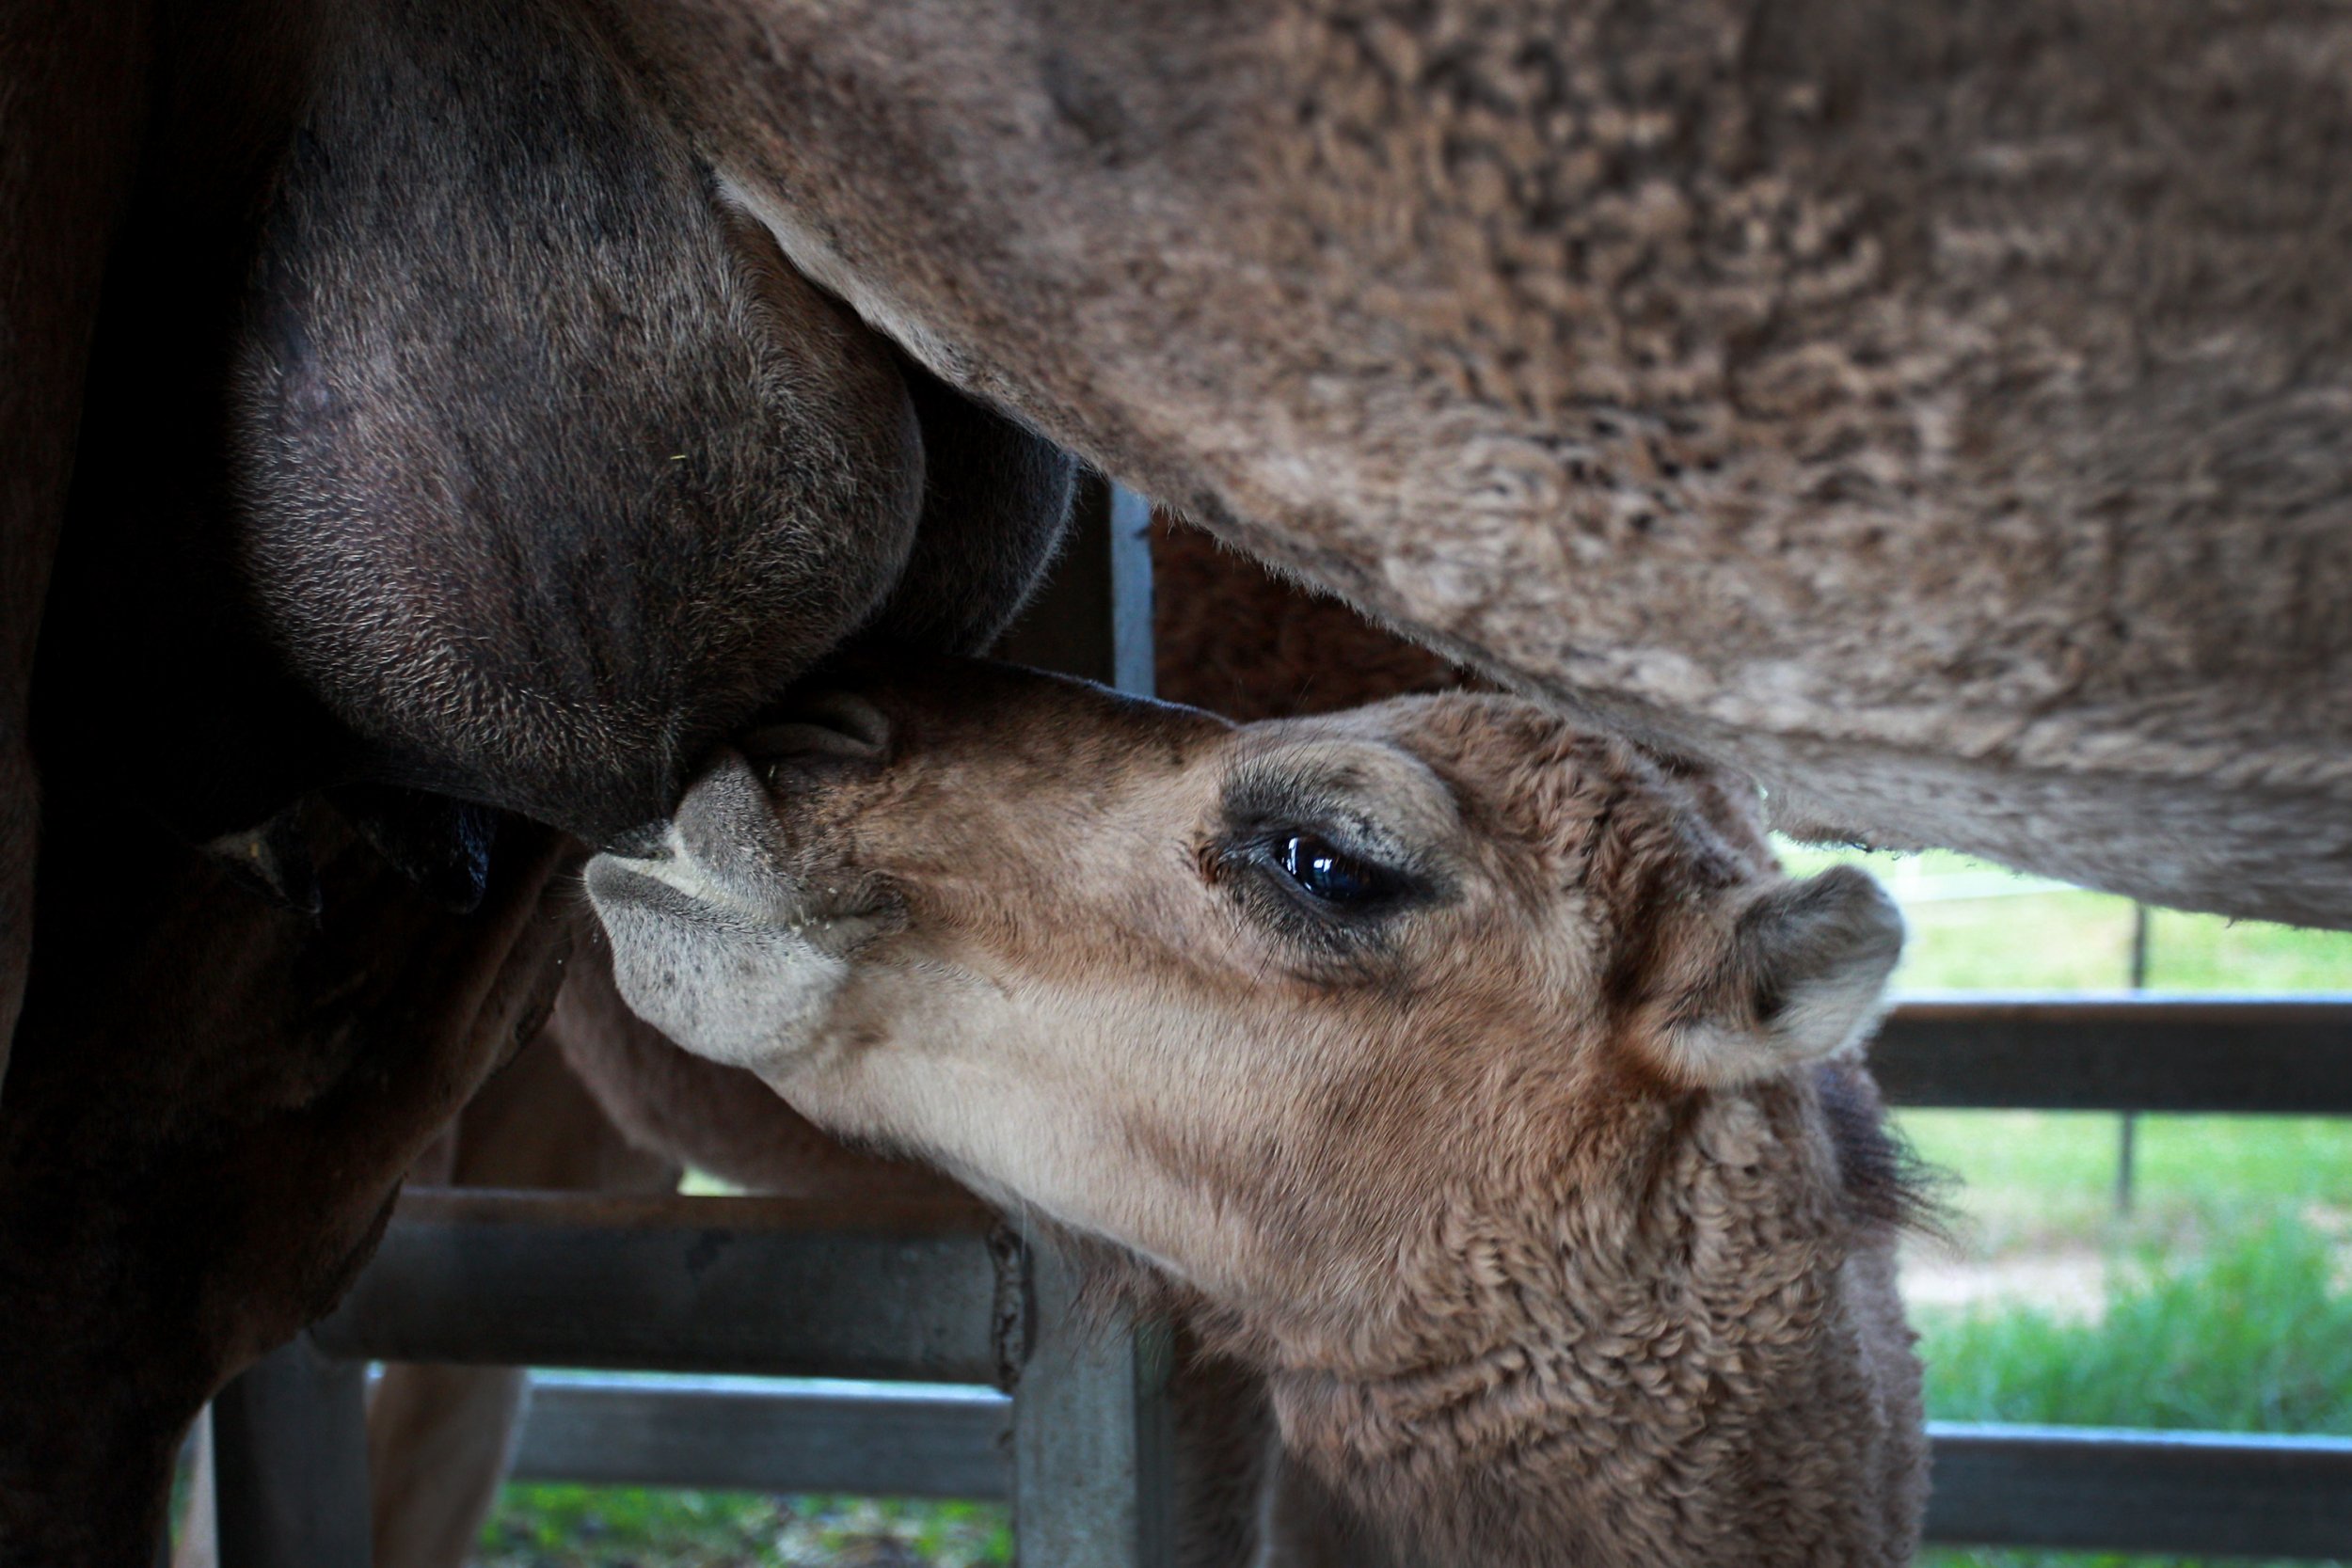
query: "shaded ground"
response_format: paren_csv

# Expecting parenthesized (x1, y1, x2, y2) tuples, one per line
(1904, 1248, 2109, 1321)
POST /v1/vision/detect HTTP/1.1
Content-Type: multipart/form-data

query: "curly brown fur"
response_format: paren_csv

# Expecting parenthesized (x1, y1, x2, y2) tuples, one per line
(613, 0, 2352, 927)
(1263, 1082, 1925, 1568)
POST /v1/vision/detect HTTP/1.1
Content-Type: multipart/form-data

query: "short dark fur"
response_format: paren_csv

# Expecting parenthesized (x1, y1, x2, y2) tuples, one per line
(862, 364, 1076, 657)
(1815, 1060, 1947, 1243)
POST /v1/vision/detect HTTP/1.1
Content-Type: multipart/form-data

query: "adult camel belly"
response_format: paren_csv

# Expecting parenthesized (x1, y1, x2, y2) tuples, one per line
(622, 0, 2352, 928)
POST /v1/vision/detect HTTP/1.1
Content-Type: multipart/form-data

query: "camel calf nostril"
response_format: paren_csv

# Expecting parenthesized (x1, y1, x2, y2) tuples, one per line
(740, 691, 892, 763)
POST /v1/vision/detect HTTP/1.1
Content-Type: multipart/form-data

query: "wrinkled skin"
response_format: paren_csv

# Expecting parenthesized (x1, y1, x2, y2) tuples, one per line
(588, 657, 1927, 1566)
(50, 0, 1073, 855)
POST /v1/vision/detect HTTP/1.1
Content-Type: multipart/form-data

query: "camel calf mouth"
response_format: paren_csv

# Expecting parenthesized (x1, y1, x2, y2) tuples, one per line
(585, 744, 906, 1074)
(582, 651, 1910, 1231)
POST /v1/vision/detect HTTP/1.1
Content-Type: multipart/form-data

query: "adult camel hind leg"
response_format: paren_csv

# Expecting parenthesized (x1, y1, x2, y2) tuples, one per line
(166, 947, 621, 1568)
(361, 944, 949, 1568)
(0, 0, 1038, 1556)
(0, 0, 814, 1538)
(369, 1022, 682, 1568)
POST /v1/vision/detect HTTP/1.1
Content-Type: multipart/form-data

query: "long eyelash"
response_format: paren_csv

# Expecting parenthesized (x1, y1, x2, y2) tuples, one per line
(1225, 842, 1408, 966)
(1275, 834, 1408, 905)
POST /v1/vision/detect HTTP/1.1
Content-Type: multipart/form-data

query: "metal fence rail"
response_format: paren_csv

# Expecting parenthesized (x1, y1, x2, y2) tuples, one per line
(500, 1375, 2352, 1560)
(1873, 993, 2352, 1112)
(315, 1190, 1009, 1385)
(509, 1375, 1012, 1499)
(1924, 1423, 2352, 1558)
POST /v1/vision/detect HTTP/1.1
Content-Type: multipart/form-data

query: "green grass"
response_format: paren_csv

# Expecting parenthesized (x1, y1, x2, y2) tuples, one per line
(2138, 905, 2352, 992)
(1897, 1111, 2352, 1256)
(1921, 1216, 2352, 1433)
(1915, 1216, 2352, 1568)
(480, 1485, 781, 1567)
(1865, 841, 2352, 1568)
(479, 1490, 1011, 1568)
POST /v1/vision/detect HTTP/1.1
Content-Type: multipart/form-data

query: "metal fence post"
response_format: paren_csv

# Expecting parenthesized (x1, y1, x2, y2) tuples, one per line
(993, 475, 1155, 702)
(2117, 902, 2152, 1213)
(1011, 1229, 1177, 1568)
(993, 480, 1176, 1564)
(1104, 483, 1155, 698)
(209, 1334, 373, 1568)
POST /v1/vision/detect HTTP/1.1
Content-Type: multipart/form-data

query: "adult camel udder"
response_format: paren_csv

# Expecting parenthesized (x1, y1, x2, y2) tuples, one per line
(586, 658, 1929, 1567)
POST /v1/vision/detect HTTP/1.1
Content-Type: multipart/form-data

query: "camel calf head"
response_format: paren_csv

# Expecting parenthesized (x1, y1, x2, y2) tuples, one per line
(587, 657, 1925, 1564)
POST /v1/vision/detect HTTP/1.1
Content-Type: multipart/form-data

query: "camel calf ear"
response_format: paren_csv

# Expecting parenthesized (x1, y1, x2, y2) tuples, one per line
(1666, 866, 1905, 1087)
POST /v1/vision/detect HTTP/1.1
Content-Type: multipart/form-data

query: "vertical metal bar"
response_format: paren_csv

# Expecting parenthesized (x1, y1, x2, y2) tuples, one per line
(1106, 485, 1156, 699)
(1012, 1229, 1178, 1568)
(2118, 904, 2152, 1213)
(172, 1407, 217, 1568)
(210, 1335, 373, 1568)
(1007, 483, 1176, 1566)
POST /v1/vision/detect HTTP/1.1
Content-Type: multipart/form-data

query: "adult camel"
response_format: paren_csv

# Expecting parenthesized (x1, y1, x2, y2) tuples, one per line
(4, 1, 2349, 1561)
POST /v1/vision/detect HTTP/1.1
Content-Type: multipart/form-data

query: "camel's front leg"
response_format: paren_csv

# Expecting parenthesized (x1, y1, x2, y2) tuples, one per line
(368, 1018, 683, 1568)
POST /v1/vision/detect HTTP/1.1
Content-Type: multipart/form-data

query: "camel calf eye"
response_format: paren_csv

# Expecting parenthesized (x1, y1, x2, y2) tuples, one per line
(1279, 834, 1397, 905)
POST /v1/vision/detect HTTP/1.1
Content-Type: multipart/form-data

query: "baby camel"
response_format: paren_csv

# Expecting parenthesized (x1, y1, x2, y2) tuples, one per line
(587, 657, 1928, 1568)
